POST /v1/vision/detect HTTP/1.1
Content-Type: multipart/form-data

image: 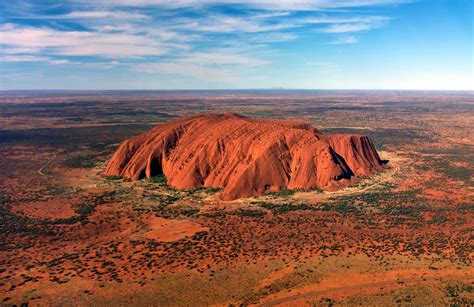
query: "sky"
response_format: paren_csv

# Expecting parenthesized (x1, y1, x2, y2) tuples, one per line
(0, 0, 472, 90)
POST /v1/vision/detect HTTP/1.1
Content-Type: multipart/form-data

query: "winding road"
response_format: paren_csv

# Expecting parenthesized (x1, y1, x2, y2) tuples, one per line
(259, 274, 473, 306)
(37, 153, 57, 177)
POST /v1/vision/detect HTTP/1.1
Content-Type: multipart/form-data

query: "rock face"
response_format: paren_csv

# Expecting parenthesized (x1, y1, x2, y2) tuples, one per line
(105, 113, 384, 200)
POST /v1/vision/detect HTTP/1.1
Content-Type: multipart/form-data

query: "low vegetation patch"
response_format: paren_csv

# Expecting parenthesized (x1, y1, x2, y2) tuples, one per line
(254, 201, 316, 214)
(236, 209, 266, 218)
(63, 153, 103, 168)
(150, 174, 167, 184)
(264, 189, 295, 197)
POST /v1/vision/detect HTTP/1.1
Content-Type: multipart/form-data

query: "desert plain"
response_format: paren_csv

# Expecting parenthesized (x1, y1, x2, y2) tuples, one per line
(0, 90, 473, 306)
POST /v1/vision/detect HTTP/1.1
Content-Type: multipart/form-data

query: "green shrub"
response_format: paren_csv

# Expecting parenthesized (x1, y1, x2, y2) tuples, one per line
(258, 202, 316, 214)
(150, 174, 167, 184)
(265, 189, 295, 197)
(192, 231, 208, 240)
(237, 209, 266, 218)
(63, 154, 100, 168)
(0, 194, 10, 205)
(75, 204, 96, 216)
(428, 216, 448, 225)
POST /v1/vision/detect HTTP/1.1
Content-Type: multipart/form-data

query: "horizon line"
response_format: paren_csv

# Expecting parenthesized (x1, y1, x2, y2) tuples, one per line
(1, 88, 473, 92)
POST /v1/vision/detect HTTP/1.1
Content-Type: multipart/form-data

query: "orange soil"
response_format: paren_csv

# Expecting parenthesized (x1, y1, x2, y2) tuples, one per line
(143, 216, 208, 242)
(259, 268, 474, 306)
(255, 264, 296, 290)
(11, 199, 76, 220)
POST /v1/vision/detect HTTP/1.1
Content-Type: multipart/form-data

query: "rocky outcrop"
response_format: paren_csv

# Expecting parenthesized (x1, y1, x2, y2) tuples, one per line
(105, 113, 384, 200)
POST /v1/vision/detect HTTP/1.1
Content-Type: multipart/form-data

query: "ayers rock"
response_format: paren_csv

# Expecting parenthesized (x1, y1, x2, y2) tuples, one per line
(105, 113, 384, 200)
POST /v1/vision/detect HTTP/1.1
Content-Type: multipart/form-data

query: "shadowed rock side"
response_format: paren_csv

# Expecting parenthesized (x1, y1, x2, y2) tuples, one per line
(105, 113, 384, 200)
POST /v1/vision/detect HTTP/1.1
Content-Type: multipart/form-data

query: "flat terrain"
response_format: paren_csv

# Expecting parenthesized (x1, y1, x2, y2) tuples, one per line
(0, 90, 473, 306)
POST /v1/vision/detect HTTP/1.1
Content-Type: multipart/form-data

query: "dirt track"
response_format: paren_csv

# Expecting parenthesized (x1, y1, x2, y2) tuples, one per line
(37, 153, 57, 177)
(259, 274, 474, 306)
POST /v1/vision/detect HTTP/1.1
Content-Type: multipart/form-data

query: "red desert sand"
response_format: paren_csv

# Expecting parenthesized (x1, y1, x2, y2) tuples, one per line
(11, 199, 76, 220)
(143, 217, 208, 242)
(105, 113, 384, 200)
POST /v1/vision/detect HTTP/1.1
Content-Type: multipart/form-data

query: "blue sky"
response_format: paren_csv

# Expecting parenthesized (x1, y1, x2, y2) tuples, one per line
(0, 0, 472, 90)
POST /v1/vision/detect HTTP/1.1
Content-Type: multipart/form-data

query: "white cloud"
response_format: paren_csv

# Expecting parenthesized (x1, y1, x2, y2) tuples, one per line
(0, 0, 406, 85)
(82, 61, 122, 69)
(13, 10, 149, 20)
(133, 62, 238, 83)
(326, 35, 359, 44)
(247, 32, 299, 42)
(0, 55, 76, 65)
(179, 50, 269, 66)
(172, 15, 294, 33)
(62, 11, 148, 19)
(92, 0, 410, 10)
(131, 46, 269, 82)
(171, 13, 389, 35)
(1, 46, 43, 55)
(1, 55, 49, 62)
(48, 59, 75, 65)
(304, 15, 389, 25)
(0, 24, 175, 57)
(319, 21, 387, 33)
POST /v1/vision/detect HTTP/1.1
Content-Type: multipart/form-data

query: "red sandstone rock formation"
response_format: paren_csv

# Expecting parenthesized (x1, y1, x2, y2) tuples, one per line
(105, 113, 384, 200)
